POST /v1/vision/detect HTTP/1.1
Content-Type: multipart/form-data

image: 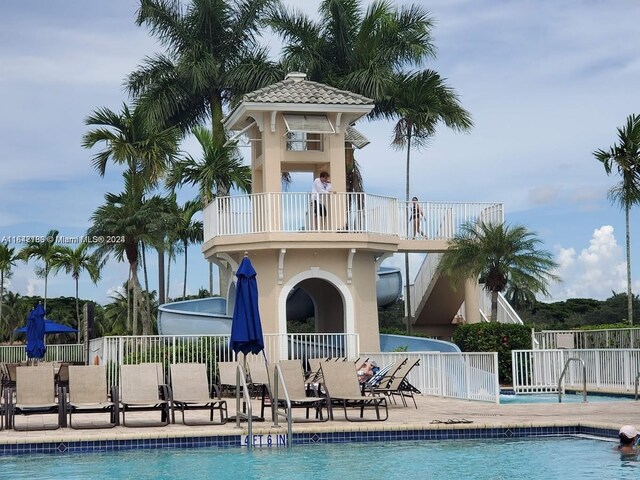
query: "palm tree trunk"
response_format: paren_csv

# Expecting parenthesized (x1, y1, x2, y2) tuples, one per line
(43, 265, 49, 313)
(75, 277, 81, 343)
(491, 290, 499, 322)
(209, 263, 214, 296)
(183, 240, 189, 299)
(158, 248, 165, 305)
(166, 252, 171, 301)
(626, 204, 633, 325)
(141, 244, 151, 335)
(404, 132, 413, 334)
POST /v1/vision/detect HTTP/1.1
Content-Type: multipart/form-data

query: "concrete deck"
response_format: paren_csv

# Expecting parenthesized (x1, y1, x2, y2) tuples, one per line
(1, 394, 637, 446)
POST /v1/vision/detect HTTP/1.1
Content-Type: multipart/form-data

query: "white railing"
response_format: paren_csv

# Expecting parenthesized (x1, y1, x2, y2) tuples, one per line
(512, 348, 640, 393)
(533, 328, 640, 350)
(0, 343, 84, 364)
(361, 351, 499, 403)
(479, 289, 523, 324)
(398, 201, 504, 241)
(410, 253, 443, 317)
(204, 193, 503, 240)
(90, 333, 359, 388)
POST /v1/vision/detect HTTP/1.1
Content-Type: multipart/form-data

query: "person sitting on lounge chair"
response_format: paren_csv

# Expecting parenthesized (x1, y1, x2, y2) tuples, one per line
(357, 361, 378, 384)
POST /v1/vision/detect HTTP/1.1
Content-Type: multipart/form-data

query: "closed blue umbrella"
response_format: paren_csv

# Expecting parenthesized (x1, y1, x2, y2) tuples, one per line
(26, 303, 46, 359)
(230, 256, 264, 355)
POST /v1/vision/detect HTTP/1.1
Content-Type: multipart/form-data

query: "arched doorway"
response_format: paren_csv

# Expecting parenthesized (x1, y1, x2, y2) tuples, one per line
(279, 269, 354, 337)
(286, 279, 345, 333)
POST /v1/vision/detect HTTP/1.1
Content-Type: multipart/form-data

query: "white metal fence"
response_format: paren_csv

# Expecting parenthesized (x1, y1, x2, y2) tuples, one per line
(0, 343, 84, 364)
(512, 348, 640, 393)
(533, 328, 640, 350)
(203, 192, 503, 240)
(90, 333, 359, 388)
(362, 351, 499, 403)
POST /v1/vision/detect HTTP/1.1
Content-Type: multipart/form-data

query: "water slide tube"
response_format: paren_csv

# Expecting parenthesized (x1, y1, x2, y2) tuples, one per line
(156, 266, 460, 352)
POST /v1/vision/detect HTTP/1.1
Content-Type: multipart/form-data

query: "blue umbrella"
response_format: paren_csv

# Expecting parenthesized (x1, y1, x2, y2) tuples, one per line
(229, 256, 264, 355)
(25, 303, 47, 359)
(15, 320, 78, 335)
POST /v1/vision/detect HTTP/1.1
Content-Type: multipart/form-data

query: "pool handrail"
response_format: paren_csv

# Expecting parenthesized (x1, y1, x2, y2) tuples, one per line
(235, 364, 253, 449)
(273, 364, 293, 447)
(558, 358, 587, 403)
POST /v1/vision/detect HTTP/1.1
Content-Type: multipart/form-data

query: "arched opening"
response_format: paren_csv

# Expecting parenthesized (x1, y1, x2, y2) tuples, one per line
(286, 279, 345, 333)
(279, 269, 354, 337)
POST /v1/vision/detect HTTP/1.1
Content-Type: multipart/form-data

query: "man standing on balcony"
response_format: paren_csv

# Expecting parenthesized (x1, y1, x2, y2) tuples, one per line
(311, 171, 332, 230)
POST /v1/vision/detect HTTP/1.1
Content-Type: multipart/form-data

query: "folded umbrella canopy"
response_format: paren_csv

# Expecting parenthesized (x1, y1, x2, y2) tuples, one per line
(229, 256, 264, 355)
(25, 303, 47, 359)
(15, 320, 78, 335)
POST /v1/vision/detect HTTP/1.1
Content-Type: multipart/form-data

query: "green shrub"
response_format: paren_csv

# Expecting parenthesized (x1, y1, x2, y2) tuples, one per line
(453, 323, 531, 385)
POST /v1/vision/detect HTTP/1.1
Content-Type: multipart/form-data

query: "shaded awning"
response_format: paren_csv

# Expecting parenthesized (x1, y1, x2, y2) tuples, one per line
(345, 126, 370, 149)
(283, 114, 335, 134)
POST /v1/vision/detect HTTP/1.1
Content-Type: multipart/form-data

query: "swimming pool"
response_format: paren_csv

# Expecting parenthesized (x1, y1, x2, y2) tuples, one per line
(500, 392, 635, 404)
(0, 437, 637, 480)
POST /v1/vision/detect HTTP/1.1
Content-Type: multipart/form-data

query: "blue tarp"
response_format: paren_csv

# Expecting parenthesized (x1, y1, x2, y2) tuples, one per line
(229, 256, 264, 355)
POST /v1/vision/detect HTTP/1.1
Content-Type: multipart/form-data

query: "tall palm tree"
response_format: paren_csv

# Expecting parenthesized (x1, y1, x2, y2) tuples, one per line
(166, 125, 250, 294)
(270, 0, 436, 192)
(438, 221, 560, 322)
(88, 174, 166, 335)
(379, 70, 472, 333)
(173, 199, 204, 299)
(594, 114, 640, 326)
(128, 0, 281, 143)
(83, 102, 181, 316)
(18, 229, 61, 313)
(50, 243, 104, 339)
(269, 0, 435, 103)
(0, 242, 18, 332)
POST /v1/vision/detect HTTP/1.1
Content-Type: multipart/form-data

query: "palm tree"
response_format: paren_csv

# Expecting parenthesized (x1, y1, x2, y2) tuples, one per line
(83, 102, 181, 316)
(128, 0, 281, 143)
(0, 242, 18, 332)
(270, 0, 436, 192)
(50, 243, 104, 339)
(18, 229, 61, 312)
(173, 199, 203, 299)
(379, 70, 472, 333)
(269, 0, 435, 103)
(88, 174, 167, 335)
(594, 114, 640, 325)
(166, 125, 250, 294)
(438, 221, 560, 322)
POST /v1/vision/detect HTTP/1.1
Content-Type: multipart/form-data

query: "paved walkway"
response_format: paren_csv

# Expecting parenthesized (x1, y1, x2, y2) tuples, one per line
(2, 394, 637, 445)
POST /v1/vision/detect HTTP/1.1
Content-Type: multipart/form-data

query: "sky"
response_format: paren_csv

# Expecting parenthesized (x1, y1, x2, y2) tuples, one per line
(1, 0, 640, 307)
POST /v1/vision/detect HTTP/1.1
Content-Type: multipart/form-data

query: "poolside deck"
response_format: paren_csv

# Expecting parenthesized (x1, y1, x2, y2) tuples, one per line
(1, 394, 637, 450)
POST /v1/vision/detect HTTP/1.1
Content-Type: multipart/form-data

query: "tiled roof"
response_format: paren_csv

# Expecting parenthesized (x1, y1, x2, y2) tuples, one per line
(345, 126, 370, 149)
(242, 74, 374, 106)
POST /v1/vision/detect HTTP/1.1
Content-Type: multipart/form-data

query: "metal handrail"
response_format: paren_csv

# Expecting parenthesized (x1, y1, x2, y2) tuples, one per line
(235, 364, 253, 449)
(557, 357, 587, 403)
(273, 364, 293, 447)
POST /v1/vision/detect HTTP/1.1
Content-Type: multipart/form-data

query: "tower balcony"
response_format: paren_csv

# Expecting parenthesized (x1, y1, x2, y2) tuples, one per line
(202, 193, 503, 255)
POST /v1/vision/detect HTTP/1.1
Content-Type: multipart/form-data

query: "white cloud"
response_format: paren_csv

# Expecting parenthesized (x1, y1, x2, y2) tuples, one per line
(549, 225, 636, 301)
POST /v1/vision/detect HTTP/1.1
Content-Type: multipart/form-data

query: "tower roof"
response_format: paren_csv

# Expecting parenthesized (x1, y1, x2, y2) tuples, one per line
(224, 73, 375, 131)
(242, 72, 374, 106)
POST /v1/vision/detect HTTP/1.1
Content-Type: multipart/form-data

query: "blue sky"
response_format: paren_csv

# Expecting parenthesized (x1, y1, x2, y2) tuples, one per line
(1, 0, 640, 305)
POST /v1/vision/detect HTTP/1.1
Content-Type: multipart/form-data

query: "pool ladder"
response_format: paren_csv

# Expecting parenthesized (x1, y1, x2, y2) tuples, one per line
(557, 357, 587, 403)
(235, 364, 254, 449)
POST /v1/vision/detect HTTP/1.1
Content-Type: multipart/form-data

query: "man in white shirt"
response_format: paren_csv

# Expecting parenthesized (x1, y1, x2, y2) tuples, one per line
(311, 171, 332, 229)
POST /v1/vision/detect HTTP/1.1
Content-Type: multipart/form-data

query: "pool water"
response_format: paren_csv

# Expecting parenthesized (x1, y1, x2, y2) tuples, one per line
(0, 437, 637, 480)
(500, 393, 635, 404)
